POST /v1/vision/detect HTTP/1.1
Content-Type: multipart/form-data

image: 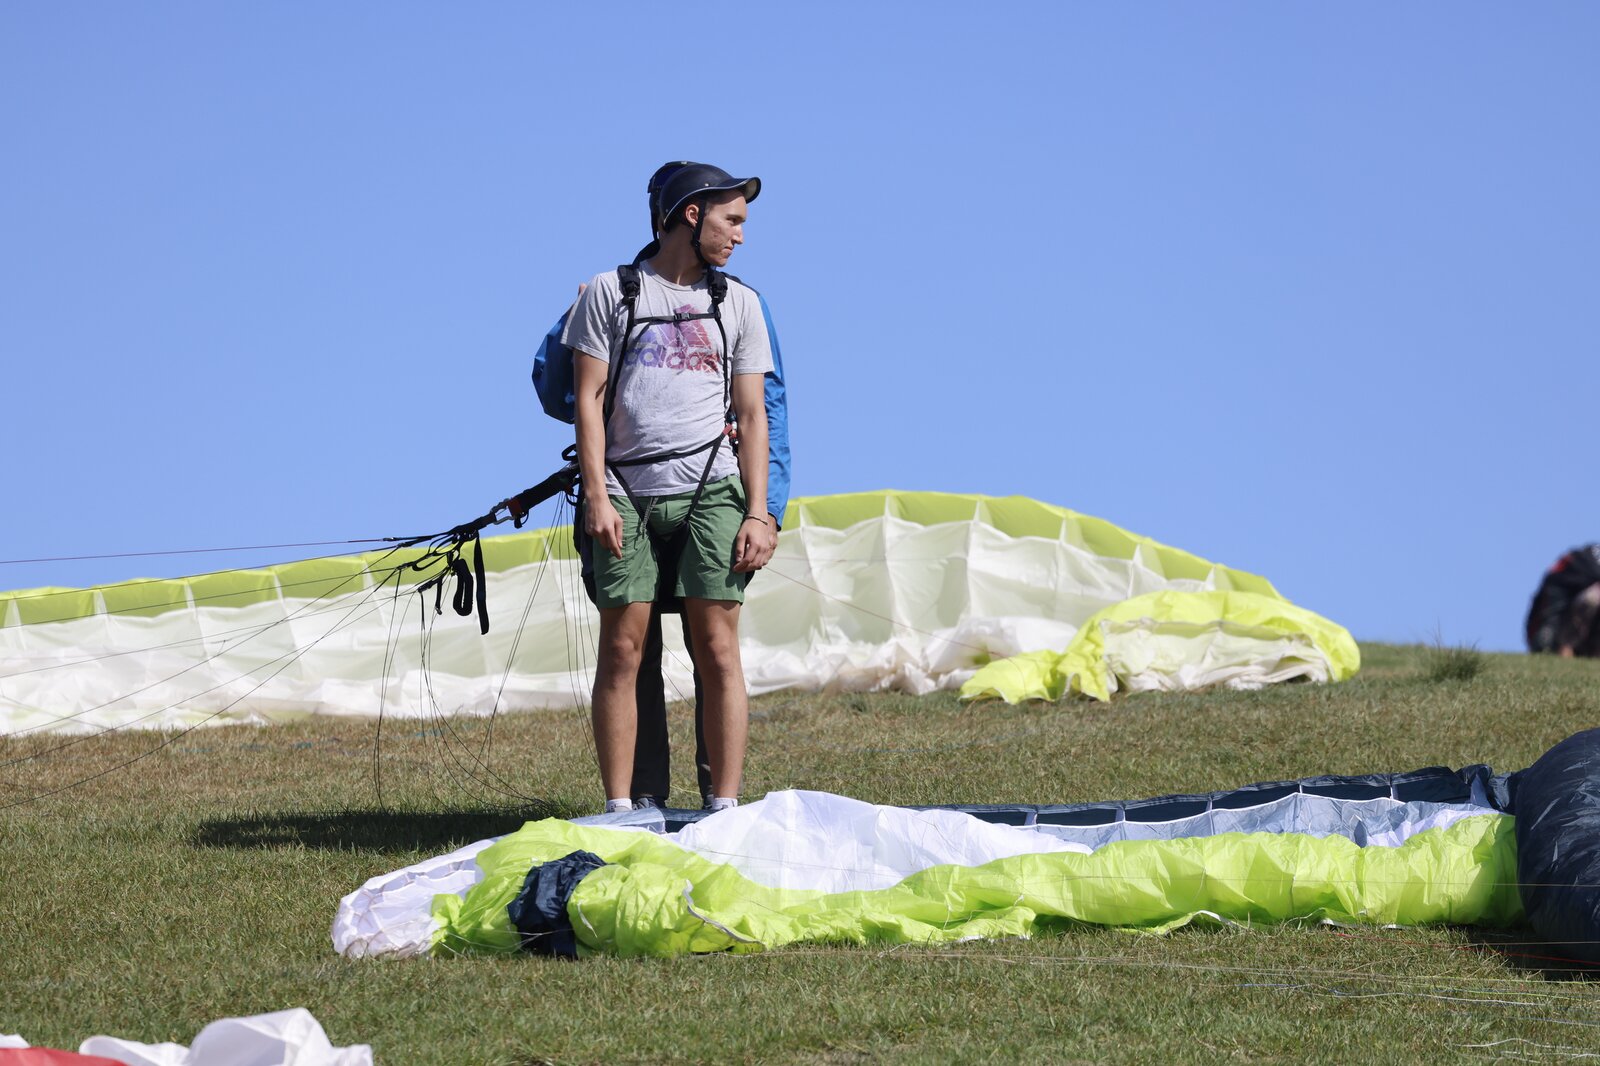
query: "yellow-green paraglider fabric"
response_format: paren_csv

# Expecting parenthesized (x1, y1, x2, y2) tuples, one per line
(959, 589, 1360, 703)
(431, 813, 1520, 958)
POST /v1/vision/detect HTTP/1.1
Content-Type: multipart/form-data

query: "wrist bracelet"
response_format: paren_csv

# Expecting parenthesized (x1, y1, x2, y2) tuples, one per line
(743, 513, 770, 524)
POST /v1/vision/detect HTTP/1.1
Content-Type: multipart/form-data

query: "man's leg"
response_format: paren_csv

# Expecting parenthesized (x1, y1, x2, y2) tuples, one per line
(592, 601, 654, 801)
(683, 598, 747, 800)
(580, 509, 669, 804)
(630, 608, 673, 805)
(670, 476, 751, 805)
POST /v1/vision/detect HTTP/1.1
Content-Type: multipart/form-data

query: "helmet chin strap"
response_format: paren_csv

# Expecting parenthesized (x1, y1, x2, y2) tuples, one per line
(689, 196, 712, 269)
(633, 196, 712, 270)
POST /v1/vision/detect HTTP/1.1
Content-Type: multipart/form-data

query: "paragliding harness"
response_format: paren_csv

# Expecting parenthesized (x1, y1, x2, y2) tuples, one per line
(579, 258, 738, 606)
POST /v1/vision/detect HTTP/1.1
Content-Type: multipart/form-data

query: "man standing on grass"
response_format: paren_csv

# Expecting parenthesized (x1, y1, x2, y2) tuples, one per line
(564, 162, 777, 814)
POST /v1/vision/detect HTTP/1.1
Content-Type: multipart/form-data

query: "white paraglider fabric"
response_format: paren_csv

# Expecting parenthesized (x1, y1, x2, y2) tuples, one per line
(669, 790, 1091, 893)
(1100, 620, 1329, 694)
(3, 1009, 370, 1066)
(331, 837, 496, 960)
(1, 495, 1260, 735)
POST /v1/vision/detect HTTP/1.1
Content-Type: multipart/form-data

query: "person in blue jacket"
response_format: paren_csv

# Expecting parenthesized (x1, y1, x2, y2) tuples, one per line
(533, 162, 791, 809)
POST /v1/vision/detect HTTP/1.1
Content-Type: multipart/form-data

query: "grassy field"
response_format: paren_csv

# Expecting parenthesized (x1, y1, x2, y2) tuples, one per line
(4, 642, 1600, 1063)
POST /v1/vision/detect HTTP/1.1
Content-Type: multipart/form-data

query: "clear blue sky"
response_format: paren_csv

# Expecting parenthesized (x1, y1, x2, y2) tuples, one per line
(3, 4, 1595, 652)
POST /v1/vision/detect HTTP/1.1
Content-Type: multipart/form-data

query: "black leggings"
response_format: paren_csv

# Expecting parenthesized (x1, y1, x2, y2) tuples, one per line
(629, 608, 712, 806)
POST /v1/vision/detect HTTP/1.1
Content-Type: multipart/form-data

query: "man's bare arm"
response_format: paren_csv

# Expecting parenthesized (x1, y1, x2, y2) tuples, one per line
(573, 352, 624, 559)
(731, 373, 776, 573)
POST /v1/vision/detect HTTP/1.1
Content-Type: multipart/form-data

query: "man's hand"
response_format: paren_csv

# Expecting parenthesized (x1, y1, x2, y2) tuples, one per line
(733, 513, 777, 573)
(585, 496, 626, 559)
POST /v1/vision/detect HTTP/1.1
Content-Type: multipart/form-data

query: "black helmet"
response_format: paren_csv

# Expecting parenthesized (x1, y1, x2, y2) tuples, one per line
(648, 161, 761, 233)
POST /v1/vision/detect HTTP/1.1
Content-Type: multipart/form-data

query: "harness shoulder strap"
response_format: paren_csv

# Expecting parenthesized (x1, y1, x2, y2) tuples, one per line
(704, 269, 733, 425)
(617, 262, 641, 301)
(602, 263, 642, 426)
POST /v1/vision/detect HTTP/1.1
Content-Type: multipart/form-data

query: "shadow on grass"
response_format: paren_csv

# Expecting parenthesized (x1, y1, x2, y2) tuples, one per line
(1460, 927, 1600, 981)
(191, 804, 566, 853)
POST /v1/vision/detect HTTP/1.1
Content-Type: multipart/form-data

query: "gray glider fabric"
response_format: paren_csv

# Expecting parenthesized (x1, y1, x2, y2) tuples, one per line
(572, 764, 1512, 841)
(1511, 727, 1600, 965)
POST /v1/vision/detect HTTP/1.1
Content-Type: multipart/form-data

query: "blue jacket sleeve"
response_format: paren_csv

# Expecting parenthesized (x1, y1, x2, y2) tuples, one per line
(759, 293, 791, 527)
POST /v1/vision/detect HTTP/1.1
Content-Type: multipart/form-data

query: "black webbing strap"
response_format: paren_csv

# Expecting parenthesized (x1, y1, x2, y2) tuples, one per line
(441, 535, 489, 636)
(608, 432, 726, 518)
(608, 434, 720, 469)
(417, 535, 489, 636)
(450, 556, 472, 618)
(600, 264, 643, 427)
(472, 534, 489, 635)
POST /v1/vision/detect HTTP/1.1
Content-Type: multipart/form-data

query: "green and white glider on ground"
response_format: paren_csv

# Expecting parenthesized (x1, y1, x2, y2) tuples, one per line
(0, 491, 1354, 735)
(960, 589, 1360, 702)
(332, 789, 1520, 960)
(335, 731, 1600, 963)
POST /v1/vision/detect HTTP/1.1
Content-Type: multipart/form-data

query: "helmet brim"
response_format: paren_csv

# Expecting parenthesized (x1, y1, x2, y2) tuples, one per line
(660, 173, 761, 227)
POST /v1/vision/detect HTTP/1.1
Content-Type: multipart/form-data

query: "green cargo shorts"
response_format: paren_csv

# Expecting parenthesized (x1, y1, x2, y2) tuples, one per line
(592, 476, 752, 609)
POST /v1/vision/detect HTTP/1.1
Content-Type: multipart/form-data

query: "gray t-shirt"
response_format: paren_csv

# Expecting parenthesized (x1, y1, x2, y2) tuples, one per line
(562, 261, 773, 497)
